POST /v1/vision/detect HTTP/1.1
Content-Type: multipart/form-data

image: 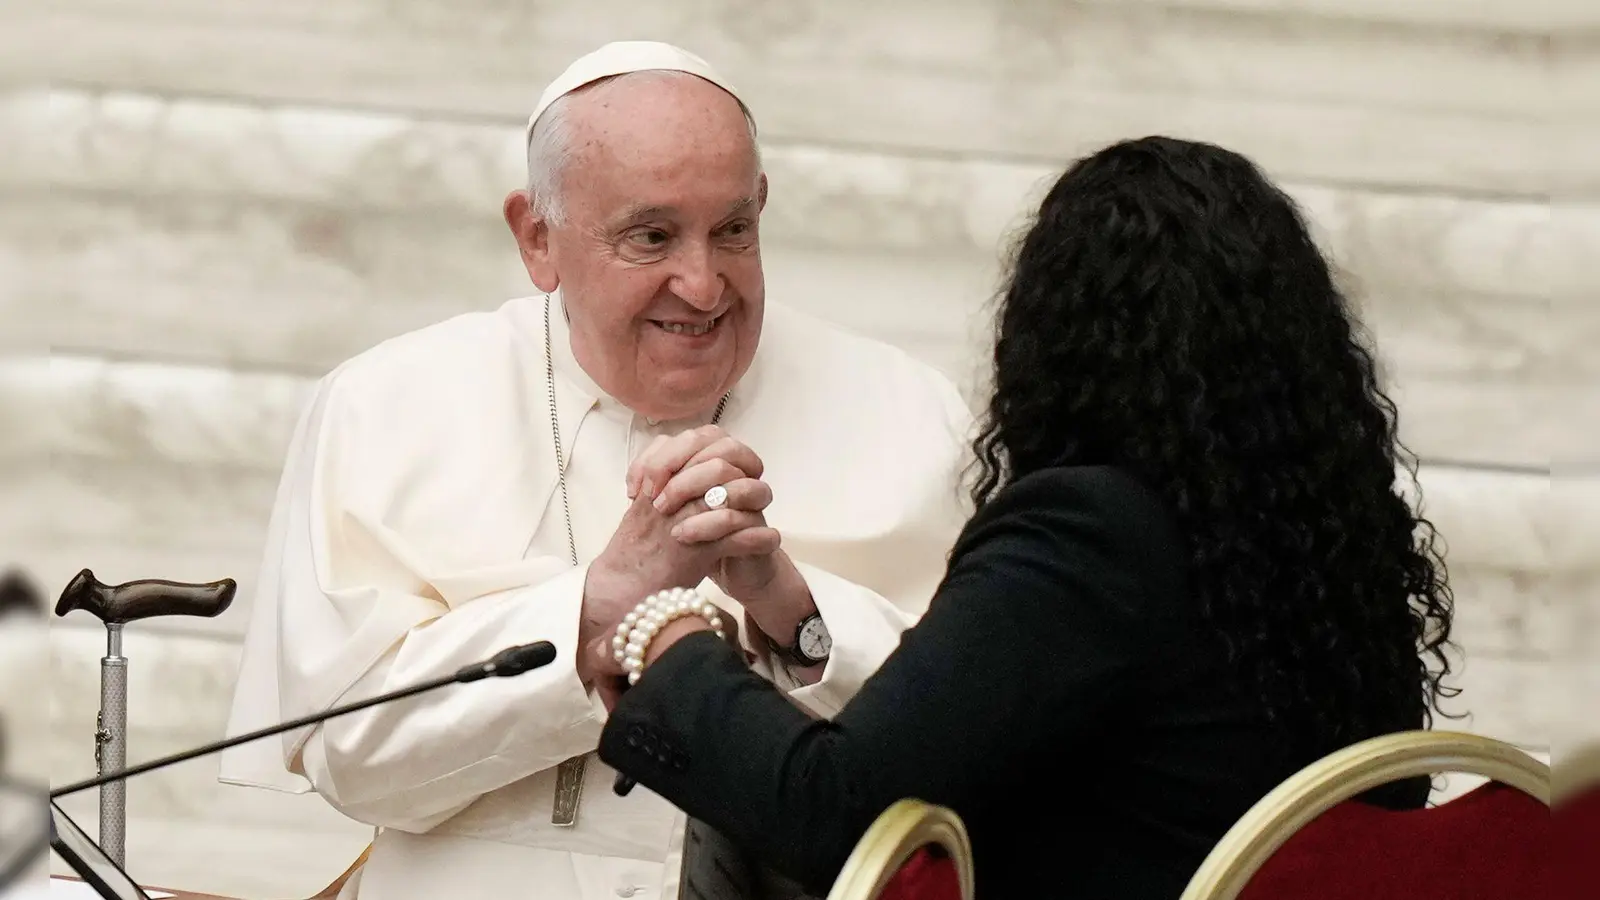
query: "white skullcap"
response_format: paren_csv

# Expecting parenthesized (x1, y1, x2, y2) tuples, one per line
(524, 40, 755, 149)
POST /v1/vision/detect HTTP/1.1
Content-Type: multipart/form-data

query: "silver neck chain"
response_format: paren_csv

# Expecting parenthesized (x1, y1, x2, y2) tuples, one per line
(543, 294, 728, 567)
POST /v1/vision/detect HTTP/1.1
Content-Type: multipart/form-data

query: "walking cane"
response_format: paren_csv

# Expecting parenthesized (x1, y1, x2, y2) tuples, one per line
(53, 567, 237, 867)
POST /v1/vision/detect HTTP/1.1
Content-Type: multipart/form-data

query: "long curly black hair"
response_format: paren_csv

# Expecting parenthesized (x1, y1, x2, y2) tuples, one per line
(970, 136, 1457, 757)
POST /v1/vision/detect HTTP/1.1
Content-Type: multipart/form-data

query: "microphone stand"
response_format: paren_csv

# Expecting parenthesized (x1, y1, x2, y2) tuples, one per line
(51, 640, 558, 799)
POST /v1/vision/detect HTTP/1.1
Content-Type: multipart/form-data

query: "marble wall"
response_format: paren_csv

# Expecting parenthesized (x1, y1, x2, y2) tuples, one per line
(6, 1, 1593, 896)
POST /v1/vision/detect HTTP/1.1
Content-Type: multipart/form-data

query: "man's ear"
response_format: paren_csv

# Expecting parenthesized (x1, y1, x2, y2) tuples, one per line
(504, 190, 559, 293)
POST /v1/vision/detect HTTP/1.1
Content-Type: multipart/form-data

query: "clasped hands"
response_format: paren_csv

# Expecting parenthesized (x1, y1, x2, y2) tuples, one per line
(577, 425, 802, 702)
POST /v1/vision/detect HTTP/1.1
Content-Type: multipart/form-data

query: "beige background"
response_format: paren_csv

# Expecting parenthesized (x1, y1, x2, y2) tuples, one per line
(3, 1, 1592, 896)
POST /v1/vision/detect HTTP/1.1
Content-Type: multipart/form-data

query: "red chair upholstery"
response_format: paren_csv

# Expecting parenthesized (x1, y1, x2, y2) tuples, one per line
(1179, 731, 1551, 900)
(828, 799, 973, 900)
(880, 846, 962, 900)
(1238, 782, 1548, 900)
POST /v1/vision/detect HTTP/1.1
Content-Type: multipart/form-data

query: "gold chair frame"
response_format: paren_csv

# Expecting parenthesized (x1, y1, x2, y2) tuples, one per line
(826, 799, 976, 900)
(1178, 730, 1551, 900)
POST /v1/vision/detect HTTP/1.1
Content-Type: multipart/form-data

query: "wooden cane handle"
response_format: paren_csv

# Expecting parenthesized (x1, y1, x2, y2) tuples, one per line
(54, 568, 237, 624)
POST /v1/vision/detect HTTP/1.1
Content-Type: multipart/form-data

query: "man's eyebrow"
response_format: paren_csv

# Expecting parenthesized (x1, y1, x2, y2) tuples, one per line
(612, 204, 674, 227)
(609, 197, 756, 229)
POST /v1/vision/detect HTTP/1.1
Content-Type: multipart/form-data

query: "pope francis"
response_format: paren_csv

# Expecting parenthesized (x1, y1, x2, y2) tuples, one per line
(218, 41, 973, 900)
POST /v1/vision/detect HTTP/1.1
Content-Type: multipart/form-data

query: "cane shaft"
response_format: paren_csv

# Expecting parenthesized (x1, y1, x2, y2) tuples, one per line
(98, 631, 128, 867)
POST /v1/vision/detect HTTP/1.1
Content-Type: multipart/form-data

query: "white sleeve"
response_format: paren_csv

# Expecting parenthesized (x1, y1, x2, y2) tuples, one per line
(258, 378, 603, 832)
(293, 571, 600, 832)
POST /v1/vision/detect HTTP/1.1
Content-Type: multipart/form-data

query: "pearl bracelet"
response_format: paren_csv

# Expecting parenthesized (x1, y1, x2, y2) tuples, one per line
(612, 587, 725, 685)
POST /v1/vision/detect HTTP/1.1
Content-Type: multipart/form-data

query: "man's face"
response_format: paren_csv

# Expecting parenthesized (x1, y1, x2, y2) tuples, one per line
(510, 73, 767, 422)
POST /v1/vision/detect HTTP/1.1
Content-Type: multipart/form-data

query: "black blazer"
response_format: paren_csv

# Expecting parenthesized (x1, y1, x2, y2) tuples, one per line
(599, 466, 1424, 898)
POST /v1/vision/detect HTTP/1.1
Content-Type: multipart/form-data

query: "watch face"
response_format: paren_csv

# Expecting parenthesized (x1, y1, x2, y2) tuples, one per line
(797, 616, 832, 662)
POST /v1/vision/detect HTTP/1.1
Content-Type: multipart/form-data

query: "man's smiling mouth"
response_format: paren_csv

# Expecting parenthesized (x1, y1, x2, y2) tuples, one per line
(651, 315, 722, 336)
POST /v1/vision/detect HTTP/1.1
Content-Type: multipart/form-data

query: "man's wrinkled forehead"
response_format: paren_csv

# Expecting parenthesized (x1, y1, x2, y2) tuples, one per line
(524, 40, 756, 150)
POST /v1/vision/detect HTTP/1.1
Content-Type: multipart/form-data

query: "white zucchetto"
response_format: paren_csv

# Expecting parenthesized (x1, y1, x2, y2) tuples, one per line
(524, 40, 755, 148)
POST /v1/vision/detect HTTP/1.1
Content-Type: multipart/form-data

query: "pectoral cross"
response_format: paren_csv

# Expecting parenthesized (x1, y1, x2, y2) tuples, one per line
(552, 754, 587, 826)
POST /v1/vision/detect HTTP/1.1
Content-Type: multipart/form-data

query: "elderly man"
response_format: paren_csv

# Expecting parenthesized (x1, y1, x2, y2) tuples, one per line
(219, 41, 972, 900)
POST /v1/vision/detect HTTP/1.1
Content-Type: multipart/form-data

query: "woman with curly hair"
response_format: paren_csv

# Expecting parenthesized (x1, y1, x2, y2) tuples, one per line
(590, 135, 1457, 897)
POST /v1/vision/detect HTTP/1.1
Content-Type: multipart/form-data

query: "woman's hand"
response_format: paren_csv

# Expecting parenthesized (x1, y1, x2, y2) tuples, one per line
(588, 600, 743, 712)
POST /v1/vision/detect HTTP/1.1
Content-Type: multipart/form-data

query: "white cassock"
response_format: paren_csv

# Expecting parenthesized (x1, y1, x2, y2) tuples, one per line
(217, 294, 974, 900)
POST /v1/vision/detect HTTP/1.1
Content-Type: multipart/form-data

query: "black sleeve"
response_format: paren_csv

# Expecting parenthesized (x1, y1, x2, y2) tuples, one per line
(598, 467, 1180, 893)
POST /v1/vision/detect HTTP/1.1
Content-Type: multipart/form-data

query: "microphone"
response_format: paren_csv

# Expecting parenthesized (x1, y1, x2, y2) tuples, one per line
(50, 640, 558, 799)
(455, 641, 559, 681)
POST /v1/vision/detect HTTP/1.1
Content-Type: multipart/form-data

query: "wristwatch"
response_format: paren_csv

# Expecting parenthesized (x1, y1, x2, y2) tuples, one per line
(767, 613, 831, 667)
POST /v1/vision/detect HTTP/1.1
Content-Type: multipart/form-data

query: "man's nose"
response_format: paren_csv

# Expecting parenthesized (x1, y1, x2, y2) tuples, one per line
(670, 245, 723, 311)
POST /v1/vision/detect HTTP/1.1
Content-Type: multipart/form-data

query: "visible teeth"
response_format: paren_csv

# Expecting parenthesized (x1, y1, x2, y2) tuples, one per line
(658, 318, 717, 335)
